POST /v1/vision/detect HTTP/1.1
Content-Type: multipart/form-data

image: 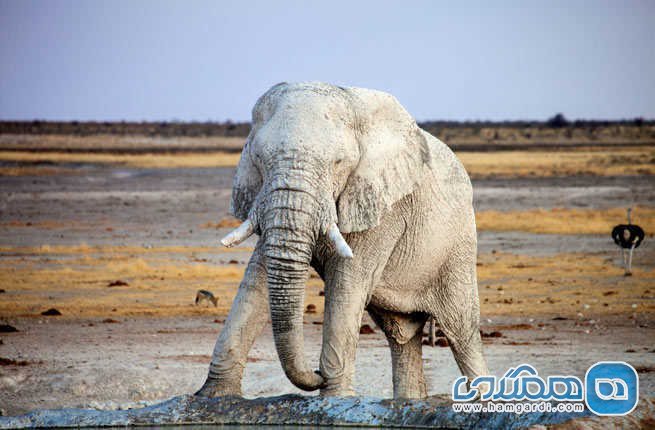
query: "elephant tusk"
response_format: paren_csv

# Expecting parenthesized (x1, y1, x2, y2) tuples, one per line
(220, 219, 255, 247)
(327, 223, 353, 258)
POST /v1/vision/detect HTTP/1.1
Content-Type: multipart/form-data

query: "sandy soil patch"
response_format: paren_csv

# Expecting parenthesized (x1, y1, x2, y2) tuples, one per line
(0, 136, 653, 417)
(1, 315, 653, 416)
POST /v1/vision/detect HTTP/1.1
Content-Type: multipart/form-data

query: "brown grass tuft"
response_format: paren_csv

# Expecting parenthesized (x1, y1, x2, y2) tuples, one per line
(0, 151, 241, 169)
(202, 216, 243, 229)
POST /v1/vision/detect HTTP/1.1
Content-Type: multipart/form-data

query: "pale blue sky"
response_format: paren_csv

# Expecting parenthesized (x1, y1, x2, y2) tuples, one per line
(1, 0, 654, 121)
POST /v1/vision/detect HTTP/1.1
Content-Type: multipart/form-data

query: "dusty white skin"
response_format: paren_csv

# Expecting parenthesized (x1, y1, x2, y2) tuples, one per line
(197, 82, 489, 399)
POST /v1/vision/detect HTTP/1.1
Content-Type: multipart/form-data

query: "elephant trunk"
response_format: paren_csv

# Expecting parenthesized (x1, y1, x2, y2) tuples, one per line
(263, 189, 325, 391)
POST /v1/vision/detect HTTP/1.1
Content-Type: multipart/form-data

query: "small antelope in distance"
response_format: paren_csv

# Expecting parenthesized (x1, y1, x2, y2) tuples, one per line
(195, 289, 218, 307)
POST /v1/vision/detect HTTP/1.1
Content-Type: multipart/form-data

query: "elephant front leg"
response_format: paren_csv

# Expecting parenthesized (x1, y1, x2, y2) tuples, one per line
(318, 218, 404, 396)
(196, 246, 268, 397)
(319, 264, 370, 396)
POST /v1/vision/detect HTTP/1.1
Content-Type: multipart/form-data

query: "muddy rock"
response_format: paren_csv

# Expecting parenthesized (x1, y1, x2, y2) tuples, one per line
(481, 330, 503, 338)
(107, 280, 129, 287)
(1, 394, 653, 429)
(0, 325, 18, 333)
(0, 358, 30, 366)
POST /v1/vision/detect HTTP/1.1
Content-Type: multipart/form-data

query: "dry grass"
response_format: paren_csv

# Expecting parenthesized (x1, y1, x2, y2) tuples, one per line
(202, 216, 243, 229)
(0, 166, 77, 176)
(0, 244, 254, 255)
(1, 220, 69, 229)
(3, 128, 654, 152)
(477, 252, 655, 317)
(0, 134, 245, 151)
(0, 151, 241, 169)
(0, 258, 244, 317)
(476, 206, 655, 235)
(0, 245, 652, 319)
(459, 147, 655, 178)
(0, 245, 321, 318)
(1, 146, 653, 178)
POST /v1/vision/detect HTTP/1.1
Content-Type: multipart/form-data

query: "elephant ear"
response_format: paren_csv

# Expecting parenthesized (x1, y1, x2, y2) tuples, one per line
(337, 89, 430, 233)
(230, 137, 262, 221)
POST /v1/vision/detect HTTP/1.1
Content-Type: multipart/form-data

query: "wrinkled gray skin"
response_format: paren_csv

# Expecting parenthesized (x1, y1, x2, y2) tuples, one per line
(196, 82, 489, 399)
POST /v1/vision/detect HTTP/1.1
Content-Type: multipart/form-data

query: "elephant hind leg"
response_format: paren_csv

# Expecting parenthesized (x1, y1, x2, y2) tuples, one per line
(368, 308, 428, 399)
(388, 328, 428, 399)
(432, 248, 488, 381)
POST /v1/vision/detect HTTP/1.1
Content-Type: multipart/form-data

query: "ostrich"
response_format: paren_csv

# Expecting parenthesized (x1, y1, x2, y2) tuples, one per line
(611, 208, 645, 276)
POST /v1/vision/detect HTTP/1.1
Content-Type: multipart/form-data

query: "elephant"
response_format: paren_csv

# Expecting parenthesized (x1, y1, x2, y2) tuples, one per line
(196, 82, 489, 399)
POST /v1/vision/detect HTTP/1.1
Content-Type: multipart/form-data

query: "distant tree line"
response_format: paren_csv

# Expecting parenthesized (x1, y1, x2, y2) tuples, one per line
(0, 120, 251, 137)
(420, 114, 652, 131)
(0, 116, 652, 138)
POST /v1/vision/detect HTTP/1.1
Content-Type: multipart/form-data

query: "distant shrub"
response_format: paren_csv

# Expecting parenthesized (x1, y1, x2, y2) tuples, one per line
(547, 113, 569, 128)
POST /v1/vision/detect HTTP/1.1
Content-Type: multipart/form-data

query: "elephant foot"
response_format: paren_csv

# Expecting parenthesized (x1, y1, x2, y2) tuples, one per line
(320, 384, 356, 397)
(195, 376, 242, 398)
(393, 383, 427, 400)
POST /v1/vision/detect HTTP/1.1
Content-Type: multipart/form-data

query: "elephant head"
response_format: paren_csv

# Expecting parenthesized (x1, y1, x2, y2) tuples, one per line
(220, 82, 430, 391)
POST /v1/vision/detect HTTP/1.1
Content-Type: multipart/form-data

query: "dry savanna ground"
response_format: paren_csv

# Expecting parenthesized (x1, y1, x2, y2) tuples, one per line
(476, 206, 655, 235)
(4, 206, 653, 235)
(0, 136, 653, 320)
(0, 137, 653, 178)
(0, 243, 652, 319)
(1, 132, 655, 417)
